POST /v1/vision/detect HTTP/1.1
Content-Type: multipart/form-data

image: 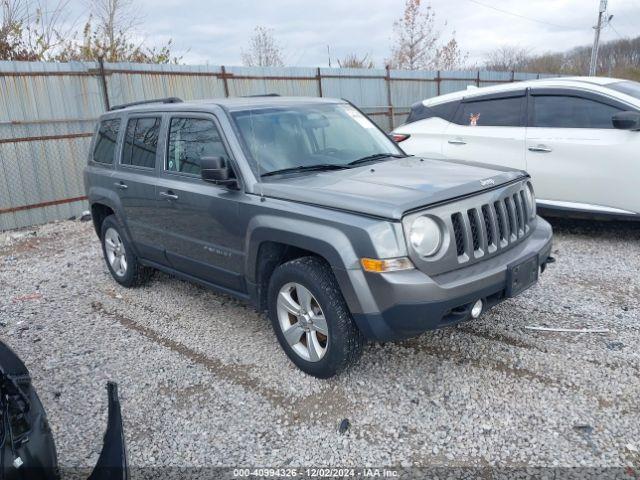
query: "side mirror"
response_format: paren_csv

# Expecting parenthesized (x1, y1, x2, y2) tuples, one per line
(612, 111, 640, 131)
(200, 156, 237, 186)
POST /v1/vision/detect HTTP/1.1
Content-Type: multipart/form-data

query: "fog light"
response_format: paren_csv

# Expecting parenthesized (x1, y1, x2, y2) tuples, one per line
(471, 299, 483, 319)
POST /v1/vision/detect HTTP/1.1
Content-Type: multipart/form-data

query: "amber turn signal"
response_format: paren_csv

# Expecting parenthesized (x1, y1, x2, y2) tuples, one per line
(360, 257, 414, 273)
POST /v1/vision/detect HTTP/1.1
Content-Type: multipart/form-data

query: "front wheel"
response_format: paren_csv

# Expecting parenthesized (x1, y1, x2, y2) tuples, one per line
(267, 256, 364, 378)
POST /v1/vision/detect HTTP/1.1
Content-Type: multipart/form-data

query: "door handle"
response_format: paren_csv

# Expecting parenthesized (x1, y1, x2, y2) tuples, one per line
(159, 191, 179, 200)
(448, 138, 466, 145)
(114, 181, 128, 190)
(528, 145, 552, 153)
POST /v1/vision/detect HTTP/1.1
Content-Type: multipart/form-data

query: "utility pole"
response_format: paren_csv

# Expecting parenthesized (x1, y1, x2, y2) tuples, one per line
(589, 0, 607, 76)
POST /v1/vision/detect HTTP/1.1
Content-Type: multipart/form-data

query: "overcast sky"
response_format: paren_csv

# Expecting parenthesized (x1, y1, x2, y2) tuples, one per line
(129, 0, 639, 67)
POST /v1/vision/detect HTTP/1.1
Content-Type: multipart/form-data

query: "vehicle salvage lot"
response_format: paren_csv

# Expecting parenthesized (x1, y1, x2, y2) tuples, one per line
(1, 218, 639, 469)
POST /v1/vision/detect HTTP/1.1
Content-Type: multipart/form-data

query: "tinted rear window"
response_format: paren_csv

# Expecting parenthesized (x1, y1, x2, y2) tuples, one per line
(406, 101, 457, 124)
(122, 117, 161, 168)
(454, 96, 524, 127)
(93, 119, 120, 164)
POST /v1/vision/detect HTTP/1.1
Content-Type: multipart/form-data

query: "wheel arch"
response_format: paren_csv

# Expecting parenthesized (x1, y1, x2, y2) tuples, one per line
(91, 203, 115, 239)
(245, 216, 361, 313)
(86, 186, 125, 239)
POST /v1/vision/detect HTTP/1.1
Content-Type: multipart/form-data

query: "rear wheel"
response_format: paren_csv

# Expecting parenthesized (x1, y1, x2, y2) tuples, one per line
(268, 256, 364, 378)
(100, 215, 153, 288)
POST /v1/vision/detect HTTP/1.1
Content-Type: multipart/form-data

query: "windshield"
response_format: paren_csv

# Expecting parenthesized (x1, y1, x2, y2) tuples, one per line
(230, 103, 403, 177)
(608, 80, 640, 101)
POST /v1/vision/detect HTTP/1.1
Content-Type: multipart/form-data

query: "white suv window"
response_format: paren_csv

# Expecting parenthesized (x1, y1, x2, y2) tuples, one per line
(453, 96, 524, 127)
(532, 95, 622, 129)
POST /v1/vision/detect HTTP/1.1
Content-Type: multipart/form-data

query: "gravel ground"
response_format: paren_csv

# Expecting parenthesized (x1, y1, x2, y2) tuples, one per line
(0, 217, 639, 472)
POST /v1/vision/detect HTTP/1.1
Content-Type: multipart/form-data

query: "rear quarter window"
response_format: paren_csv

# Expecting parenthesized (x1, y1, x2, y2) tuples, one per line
(406, 101, 458, 124)
(93, 118, 121, 164)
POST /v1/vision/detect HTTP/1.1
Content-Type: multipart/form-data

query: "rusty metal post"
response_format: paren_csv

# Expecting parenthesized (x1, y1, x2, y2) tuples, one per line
(97, 56, 110, 111)
(316, 67, 323, 97)
(221, 65, 230, 97)
(386, 65, 394, 129)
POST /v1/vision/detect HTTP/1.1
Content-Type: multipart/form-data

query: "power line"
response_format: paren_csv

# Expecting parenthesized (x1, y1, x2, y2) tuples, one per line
(467, 0, 582, 30)
(608, 23, 626, 40)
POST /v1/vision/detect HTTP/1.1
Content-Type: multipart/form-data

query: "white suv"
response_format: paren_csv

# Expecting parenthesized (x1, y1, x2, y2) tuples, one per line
(392, 77, 640, 220)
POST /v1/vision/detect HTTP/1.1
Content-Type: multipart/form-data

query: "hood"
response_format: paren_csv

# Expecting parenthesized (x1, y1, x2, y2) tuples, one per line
(259, 157, 527, 220)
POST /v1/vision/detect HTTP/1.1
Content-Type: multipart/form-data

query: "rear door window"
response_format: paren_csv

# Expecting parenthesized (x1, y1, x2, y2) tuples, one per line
(122, 117, 161, 168)
(531, 95, 622, 129)
(454, 96, 524, 127)
(93, 119, 121, 164)
(166, 117, 229, 175)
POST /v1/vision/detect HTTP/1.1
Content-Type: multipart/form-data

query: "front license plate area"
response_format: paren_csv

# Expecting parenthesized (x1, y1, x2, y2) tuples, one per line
(506, 254, 539, 297)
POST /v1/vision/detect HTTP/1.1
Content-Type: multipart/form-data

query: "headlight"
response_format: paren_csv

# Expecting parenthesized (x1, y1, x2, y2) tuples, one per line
(409, 216, 442, 257)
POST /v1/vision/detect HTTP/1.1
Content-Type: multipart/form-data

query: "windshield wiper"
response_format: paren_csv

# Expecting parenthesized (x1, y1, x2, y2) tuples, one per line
(261, 163, 349, 178)
(347, 153, 407, 167)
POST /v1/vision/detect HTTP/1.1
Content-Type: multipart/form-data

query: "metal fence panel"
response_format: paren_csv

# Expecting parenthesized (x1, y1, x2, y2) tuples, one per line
(319, 68, 390, 130)
(226, 66, 319, 97)
(105, 63, 227, 105)
(0, 61, 559, 231)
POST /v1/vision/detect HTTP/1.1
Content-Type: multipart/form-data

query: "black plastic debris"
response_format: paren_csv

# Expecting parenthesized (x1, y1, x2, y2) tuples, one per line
(573, 424, 594, 434)
(338, 418, 350, 434)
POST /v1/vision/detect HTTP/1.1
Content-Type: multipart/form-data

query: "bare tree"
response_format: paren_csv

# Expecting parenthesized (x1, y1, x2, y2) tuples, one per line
(1, 0, 30, 59)
(241, 26, 284, 67)
(2, 0, 27, 27)
(484, 37, 640, 80)
(1, 0, 73, 60)
(1, 0, 180, 62)
(435, 33, 468, 70)
(87, 0, 138, 60)
(337, 52, 375, 69)
(26, 0, 75, 59)
(484, 45, 531, 71)
(54, 0, 180, 63)
(389, 0, 467, 70)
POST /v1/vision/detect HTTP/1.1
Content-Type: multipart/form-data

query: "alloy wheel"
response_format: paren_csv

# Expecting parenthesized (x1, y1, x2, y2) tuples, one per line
(104, 227, 127, 277)
(276, 282, 329, 362)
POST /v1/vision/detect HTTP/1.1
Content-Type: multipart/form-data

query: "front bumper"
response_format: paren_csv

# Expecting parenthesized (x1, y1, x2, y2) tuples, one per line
(342, 218, 553, 342)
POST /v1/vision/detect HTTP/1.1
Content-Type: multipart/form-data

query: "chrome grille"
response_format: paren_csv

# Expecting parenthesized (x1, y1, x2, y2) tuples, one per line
(451, 183, 534, 262)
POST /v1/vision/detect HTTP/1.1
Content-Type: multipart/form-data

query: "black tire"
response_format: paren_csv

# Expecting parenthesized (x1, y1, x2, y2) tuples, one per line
(100, 215, 153, 288)
(267, 256, 365, 378)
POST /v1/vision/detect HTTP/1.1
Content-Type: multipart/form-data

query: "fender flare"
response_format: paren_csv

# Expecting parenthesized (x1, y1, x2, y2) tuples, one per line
(245, 215, 360, 281)
(87, 187, 139, 256)
(244, 215, 366, 313)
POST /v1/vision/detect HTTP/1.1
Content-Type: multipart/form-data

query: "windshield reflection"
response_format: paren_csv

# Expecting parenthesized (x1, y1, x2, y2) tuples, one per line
(231, 103, 402, 177)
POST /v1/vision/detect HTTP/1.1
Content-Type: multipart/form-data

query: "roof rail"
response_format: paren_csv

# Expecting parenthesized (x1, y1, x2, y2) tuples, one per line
(109, 97, 183, 111)
(241, 93, 281, 97)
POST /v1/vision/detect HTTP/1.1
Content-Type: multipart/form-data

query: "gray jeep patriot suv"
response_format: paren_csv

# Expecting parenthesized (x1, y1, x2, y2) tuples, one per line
(84, 96, 553, 378)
